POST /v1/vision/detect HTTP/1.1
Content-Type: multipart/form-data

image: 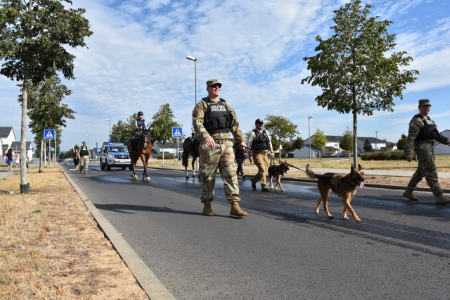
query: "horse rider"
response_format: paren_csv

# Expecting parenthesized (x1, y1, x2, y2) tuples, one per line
(131, 111, 146, 151)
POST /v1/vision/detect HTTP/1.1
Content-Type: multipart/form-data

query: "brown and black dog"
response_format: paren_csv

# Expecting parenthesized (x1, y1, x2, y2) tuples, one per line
(306, 164, 365, 222)
(268, 161, 289, 191)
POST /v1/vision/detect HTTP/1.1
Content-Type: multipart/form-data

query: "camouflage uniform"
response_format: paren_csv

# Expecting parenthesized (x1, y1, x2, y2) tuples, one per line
(192, 97, 244, 204)
(404, 115, 449, 196)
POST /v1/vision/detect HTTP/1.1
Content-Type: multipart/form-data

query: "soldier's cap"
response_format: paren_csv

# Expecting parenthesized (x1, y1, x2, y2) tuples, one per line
(206, 79, 222, 87)
(82, 141, 86, 143)
(419, 99, 431, 106)
(255, 118, 264, 125)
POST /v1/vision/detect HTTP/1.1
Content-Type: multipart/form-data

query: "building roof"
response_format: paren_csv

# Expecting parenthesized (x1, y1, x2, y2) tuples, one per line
(0, 127, 14, 138)
(2, 141, 32, 152)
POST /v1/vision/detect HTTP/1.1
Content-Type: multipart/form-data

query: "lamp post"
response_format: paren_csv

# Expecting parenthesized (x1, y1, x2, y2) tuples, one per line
(308, 116, 313, 162)
(375, 131, 378, 151)
(186, 55, 197, 105)
(106, 119, 110, 139)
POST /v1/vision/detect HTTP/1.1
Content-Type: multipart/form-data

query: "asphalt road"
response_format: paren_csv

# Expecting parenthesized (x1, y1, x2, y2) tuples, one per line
(61, 162, 450, 300)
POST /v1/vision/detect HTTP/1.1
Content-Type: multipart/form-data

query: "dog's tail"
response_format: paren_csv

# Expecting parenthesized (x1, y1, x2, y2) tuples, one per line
(305, 164, 317, 180)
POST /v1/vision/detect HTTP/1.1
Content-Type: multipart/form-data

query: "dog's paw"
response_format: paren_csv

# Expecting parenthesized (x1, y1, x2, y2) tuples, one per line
(328, 215, 334, 219)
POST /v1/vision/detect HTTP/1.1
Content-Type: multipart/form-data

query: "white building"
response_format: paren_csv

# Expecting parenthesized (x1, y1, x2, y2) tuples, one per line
(435, 130, 450, 155)
(302, 135, 387, 156)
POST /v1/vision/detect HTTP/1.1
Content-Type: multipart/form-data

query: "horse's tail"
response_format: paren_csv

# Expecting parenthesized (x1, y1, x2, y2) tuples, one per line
(182, 138, 190, 168)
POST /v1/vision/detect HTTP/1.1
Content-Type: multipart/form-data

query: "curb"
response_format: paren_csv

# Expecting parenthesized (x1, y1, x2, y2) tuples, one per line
(61, 166, 175, 300)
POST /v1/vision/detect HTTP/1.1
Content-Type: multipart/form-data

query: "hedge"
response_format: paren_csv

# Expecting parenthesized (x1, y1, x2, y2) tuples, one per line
(360, 150, 414, 161)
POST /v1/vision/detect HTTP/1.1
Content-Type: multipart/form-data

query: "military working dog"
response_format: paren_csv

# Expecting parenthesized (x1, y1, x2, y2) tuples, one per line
(306, 164, 365, 222)
(268, 161, 290, 191)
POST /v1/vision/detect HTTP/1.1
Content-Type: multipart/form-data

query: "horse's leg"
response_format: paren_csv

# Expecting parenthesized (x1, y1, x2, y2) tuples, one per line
(191, 156, 196, 178)
(141, 153, 150, 181)
(131, 154, 138, 180)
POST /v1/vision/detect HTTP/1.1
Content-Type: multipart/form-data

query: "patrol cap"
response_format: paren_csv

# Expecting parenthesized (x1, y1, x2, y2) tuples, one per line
(255, 118, 264, 125)
(82, 141, 86, 143)
(418, 99, 431, 106)
(206, 79, 222, 87)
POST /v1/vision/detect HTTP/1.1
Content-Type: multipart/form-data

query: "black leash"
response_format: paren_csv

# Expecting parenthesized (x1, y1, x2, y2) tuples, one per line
(241, 145, 307, 173)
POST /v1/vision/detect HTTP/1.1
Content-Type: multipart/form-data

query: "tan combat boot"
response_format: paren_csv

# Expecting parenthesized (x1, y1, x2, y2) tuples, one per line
(403, 190, 419, 201)
(203, 202, 214, 216)
(230, 202, 247, 217)
(435, 194, 450, 205)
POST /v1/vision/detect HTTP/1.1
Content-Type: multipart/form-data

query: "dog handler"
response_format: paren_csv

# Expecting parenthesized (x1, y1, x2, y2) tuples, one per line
(248, 118, 274, 192)
(192, 79, 248, 217)
(403, 99, 450, 205)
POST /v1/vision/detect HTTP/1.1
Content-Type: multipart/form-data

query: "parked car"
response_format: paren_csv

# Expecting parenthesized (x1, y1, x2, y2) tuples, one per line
(100, 142, 131, 171)
(322, 153, 333, 158)
(337, 152, 348, 157)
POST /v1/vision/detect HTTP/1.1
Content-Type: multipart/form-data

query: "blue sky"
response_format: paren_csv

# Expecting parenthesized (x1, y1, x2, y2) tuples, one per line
(1, 0, 450, 151)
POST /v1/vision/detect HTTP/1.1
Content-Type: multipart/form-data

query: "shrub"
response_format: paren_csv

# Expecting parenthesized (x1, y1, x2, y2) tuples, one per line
(360, 150, 413, 161)
(157, 153, 175, 159)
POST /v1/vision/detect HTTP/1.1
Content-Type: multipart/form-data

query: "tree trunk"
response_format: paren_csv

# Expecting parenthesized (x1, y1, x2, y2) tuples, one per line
(352, 109, 358, 167)
(20, 65, 30, 193)
(39, 138, 44, 173)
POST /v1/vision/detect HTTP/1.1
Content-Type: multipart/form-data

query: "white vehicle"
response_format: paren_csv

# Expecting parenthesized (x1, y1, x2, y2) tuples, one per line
(100, 142, 131, 171)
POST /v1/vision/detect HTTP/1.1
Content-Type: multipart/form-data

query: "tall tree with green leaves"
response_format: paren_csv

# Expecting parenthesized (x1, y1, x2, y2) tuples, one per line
(0, 0, 92, 192)
(363, 138, 372, 153)
(264, 115, 299, 154)
(291, 137, 304, 150)
(110, 115, 136, 144)
(25, 75, 75, 172)
(397, 134, 407, 150)
(301, 0, 418, 167)
(312, 128, 327, 149)
(340, 128, 353, 154)
(150, 103, 180, 165)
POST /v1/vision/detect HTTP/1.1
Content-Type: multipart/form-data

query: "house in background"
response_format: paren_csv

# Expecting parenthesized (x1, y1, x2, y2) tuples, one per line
(2, 141, 35, 162)
(302, 135, 387, 157)
(0, 127, 16, 155)
(435, 130, 450, 155)
(292, 144, 322, 158)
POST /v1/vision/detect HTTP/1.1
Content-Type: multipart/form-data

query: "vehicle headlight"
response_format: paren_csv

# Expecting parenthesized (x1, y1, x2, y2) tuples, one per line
(108, 154, 115, 159)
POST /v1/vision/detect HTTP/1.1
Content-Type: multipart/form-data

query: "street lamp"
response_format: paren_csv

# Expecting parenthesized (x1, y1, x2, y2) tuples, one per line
(106, 118, 110, 139)
(308, 116, 313, 162)
(375, 131, 378, 151)
(186, 55, 197, 105)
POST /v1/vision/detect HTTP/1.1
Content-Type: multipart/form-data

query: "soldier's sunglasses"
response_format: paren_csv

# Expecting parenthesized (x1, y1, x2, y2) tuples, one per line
(209, 84, 222, 89)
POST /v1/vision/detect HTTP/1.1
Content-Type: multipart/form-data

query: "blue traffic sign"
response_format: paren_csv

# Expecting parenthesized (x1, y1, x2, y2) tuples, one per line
(44, 129, 55, 140)
(172, 127, 182, 138)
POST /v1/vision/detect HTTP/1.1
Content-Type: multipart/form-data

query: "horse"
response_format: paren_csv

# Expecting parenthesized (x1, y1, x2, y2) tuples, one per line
(127, 128, 153, 181)
(182, 137, 200, 179)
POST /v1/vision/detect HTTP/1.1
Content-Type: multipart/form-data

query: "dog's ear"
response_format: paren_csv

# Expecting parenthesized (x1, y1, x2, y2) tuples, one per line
(358, 164, 363, 171)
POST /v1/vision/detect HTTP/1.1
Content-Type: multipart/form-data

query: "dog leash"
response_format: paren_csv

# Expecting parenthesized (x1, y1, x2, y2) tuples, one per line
(241, 145, 307, 173)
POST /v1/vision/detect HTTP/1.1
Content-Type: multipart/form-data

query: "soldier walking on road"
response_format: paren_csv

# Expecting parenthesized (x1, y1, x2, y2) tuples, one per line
(192, 79, 248, 217)
(403, 99, 450, 205)
(248, 118, 274, 192)
(79, 141, 90, 175)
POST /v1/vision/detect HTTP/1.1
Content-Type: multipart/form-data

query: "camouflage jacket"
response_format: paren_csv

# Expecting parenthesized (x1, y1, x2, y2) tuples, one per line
(404, 115, 449, 155)
(192, 97, 244, 143)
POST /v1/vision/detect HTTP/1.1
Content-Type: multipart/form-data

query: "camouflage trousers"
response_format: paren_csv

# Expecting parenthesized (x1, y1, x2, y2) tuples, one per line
(199, 140, 240, 203)
(407, 143, 442, 196)
(252, 151, 269, 188)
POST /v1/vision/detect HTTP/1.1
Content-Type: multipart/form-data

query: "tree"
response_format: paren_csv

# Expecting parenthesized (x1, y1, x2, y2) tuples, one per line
(0, 0, 92, 192)
(110, 116, 136, 143)
(312, 128, 327, 149)
(282, 142, 292, 152)
(397, 134, 407, 150)
(24, 74, 75, 172)
(291, 137, 304, 150)
(340, 128, 353, 154)
(301, 0, 418, 167)
(363, 138, 372, 153)
(150, 104, 180, 165)
(264, 115, 299, 154)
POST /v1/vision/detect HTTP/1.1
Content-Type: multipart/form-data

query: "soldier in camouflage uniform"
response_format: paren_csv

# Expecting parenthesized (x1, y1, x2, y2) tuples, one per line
(403, 99, 450, 205)
(192, 79, 248, 217)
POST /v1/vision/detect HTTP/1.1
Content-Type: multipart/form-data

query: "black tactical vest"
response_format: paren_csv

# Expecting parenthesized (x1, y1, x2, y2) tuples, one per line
(80, 146, 89, 156)
(136, 118, 146, 129)
(251, 129, 270, 151)
(203, 98, 232, 134)
(414, 114, 440, 141)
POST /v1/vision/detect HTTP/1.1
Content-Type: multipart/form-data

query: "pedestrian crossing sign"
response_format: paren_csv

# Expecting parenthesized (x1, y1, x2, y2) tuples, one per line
(44, 129, 56, 140)
(172, 127, 182, 138)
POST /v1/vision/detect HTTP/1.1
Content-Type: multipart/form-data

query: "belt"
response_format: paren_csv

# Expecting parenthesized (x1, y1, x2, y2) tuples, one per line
(214, 139, 229, 144)
(417, 139, 435, 144)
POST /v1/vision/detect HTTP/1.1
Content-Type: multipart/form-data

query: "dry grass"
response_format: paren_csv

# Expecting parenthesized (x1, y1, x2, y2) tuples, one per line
(0, 167, 148, 299)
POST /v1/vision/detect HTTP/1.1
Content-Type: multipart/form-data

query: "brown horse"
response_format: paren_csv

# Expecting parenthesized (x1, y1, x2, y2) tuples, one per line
(127, 128, 153, 181)
(182, 137, 200, 179)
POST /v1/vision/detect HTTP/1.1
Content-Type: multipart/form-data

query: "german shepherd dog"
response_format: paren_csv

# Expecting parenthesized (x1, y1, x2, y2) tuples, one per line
(306, 164, 365, 222)
(268, 161, 290, 191)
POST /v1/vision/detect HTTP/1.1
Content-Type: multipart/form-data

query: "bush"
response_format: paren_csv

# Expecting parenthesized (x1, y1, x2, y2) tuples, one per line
(361, 150, 412, 161)
(157, 153, 175, 159)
